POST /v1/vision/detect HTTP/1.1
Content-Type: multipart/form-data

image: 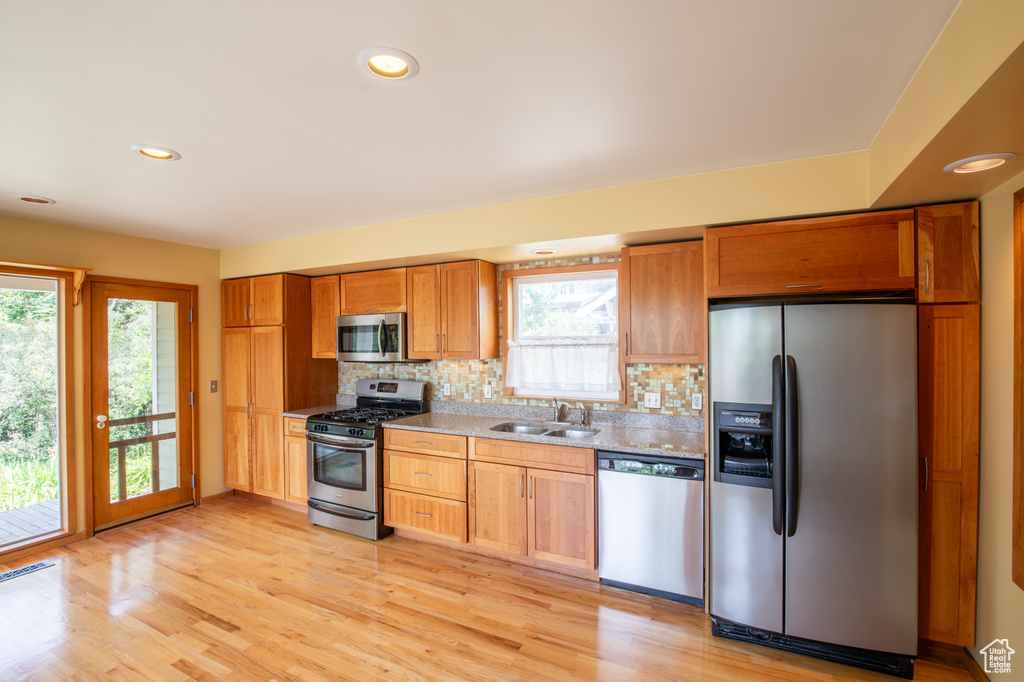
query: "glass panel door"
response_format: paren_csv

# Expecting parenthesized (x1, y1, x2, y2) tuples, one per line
(0, 275, 63, 547)
(90, 281, 193, 529)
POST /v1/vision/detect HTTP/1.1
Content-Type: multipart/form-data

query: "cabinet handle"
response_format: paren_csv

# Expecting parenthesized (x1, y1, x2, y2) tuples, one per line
(414, 441, 432, 446)
(520, 474, 524, 498)
(923, 457, 929, 492)
(786, 284, 822, 289)
(442, 334, 446, 355)
(925, 259, 930, 294)
(366, 309, 379, 312)
(624, 332, 628, 357)
(528, 475, 533, 499)
(245, 303, 252, 322)
(414, 472, 432, 477)
(435, 334, 439, 353)
(414, 512, 432, 518)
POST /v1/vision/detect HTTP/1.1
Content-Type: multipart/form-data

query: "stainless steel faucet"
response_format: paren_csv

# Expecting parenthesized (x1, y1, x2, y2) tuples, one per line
(553, 398, 570, 423)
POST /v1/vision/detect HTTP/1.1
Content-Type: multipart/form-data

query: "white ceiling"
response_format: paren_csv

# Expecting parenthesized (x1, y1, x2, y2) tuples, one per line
(0, 1, 960, 249)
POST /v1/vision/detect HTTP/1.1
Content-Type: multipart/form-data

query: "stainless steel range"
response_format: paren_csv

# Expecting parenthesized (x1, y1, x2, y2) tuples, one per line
(305, 379, 426, 540)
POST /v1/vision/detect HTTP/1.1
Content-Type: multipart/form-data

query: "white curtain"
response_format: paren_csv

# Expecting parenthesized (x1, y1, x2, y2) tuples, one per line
(505, 338, 622, 392)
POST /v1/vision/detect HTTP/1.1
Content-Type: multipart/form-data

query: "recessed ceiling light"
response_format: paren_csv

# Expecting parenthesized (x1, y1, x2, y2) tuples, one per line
(943, 152, 1016, 174)
(531, 249, 558, 256)
(132, 144, 181, 161)
(358, 47, 419, 80)
(16, 195, 56, 205)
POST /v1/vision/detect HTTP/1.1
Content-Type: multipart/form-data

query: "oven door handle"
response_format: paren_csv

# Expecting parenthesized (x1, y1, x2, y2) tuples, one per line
(307, 500, 375, 521)
(305, 433, 375, 448)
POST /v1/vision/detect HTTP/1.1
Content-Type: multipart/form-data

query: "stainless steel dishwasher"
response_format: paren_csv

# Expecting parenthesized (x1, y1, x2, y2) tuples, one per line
(598, 451, 704, 605)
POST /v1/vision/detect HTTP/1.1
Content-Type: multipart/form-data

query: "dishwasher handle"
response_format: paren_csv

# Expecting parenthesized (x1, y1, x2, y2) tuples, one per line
(597, 457, 704, 480)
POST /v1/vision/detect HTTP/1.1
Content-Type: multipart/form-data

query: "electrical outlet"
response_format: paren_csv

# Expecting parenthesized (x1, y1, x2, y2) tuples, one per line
(209, 380, 218, 393)
(691, 392, 704, 410)
(644, 392, 661, 409)
(443, 383, 451, 396)
(483, 384, 492, 399)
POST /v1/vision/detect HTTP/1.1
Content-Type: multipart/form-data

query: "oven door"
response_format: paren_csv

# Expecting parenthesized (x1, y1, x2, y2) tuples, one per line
(306, 432, 379, 512)
(336, 313, 405, 362)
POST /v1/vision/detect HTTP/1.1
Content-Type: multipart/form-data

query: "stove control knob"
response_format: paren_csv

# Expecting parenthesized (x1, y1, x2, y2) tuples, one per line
(349, 428, 359, 436)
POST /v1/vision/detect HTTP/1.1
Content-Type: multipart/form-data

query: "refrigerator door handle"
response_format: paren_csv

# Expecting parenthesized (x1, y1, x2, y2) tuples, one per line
(772, 354, 785, 535)
(785, 355, 798, 537)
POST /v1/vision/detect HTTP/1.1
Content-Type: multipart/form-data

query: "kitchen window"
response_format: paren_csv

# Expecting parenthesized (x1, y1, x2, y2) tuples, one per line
(502, 264, 623, 403)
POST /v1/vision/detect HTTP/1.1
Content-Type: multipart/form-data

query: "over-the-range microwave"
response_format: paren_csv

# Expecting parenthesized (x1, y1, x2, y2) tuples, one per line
(336, 312, 408, 362)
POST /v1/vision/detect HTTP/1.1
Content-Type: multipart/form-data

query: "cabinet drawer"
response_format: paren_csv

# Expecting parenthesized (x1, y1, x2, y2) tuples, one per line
(469, 438, 595, 475)
(284, 417, 307, 437)
(384, 489, 467, 542)
(384, 429, 467, 458)
(385, 451, 466, 501)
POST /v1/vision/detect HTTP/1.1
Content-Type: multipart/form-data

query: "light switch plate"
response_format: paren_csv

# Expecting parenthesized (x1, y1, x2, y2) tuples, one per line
(691, 392, 703, 410)
(209, 380, 218, 393)
(644, 392, 661, 408)
(483, 384, 492, 399)
(443, 383, 451, 396)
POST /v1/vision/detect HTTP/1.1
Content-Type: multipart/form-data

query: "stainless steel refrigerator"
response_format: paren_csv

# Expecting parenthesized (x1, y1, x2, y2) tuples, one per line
(708, 298, 917, 679)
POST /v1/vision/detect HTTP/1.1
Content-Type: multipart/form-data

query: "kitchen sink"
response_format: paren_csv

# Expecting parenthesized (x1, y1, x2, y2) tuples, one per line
(542, 428, 599, 439)
(489, 423, 599, 439)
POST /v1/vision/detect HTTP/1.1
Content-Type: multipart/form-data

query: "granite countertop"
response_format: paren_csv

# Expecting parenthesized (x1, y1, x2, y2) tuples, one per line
(282, 404, 349, 419)
(384, 412, 705, 460)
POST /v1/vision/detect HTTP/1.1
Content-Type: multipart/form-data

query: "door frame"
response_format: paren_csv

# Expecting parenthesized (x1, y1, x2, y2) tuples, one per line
(83, 275, 200, 533)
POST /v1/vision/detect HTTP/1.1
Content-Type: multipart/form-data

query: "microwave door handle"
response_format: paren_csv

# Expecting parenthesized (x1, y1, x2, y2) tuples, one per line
(771, 354, 784, 536)
(378, 318, 385, 360)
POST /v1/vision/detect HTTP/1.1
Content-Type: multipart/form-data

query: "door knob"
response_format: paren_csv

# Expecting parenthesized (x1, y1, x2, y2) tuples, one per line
(96, 415, 108, 429)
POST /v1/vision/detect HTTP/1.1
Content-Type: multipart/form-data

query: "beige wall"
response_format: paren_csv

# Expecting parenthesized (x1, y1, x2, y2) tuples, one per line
(0, 214, 225, 533)
(972, 167, 1024, 678)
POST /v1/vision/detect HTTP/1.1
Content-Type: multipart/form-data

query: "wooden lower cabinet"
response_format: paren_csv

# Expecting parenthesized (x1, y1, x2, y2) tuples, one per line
(283, 421, 308, 505)
(385, 489, 467, 542)
(918, 304, 980, 647)
(468, 460, 596, 570)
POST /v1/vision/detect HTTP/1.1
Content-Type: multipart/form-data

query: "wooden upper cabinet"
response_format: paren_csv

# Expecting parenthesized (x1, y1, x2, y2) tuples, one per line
(407, 260, 498, 360)
(916, 202, 980, 304)
(705, 209, 916, 298)
(621, 241, 705, 364)
(311, 275, 340, 359)
(338, 268, 407, 314)
(407, 265, 442, 358)
(221, 275, 285, 327)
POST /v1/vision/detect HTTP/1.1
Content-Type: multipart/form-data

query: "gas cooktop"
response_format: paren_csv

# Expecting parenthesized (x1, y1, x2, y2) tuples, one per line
(305, 379, 427, 436)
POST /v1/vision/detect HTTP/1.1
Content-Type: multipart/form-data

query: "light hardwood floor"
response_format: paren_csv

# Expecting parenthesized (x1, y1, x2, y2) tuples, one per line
(0, 497, 976, 681)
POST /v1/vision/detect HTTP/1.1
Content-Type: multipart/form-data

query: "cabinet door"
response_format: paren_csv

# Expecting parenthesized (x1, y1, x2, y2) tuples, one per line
(251, 326, 284, 499)
(221, 279, 252, 327)
(222, 328, 252, 491)
(284, 435, 308, 504)
(528, 469, 595, 570)
(918, 304, 980, 647)
(251, 275, 285, 326)
(311, 275, 340, 359)
(338, 268, 407, 314)
(706, 210, 916, 297)
(407, 265, 441, 359)
(440, 261, 480, 359)
(469, 461, 527, 555)
(916, 202, 980, 304)
(622, 241, 704, 363)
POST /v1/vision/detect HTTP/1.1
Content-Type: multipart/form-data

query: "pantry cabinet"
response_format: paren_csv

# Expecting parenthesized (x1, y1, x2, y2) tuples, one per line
(621, 241, 705, 364)
(916, 202, 980, 304)
(221, 274, 336, 499)
(468, 437, 596, 570)
(918, 304, 980, 647)
(705, 209, 916, 297)
(406, 260, 499, 360)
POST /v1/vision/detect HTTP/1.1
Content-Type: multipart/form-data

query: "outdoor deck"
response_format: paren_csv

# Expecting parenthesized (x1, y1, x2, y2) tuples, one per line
(0, 499, 60, 547)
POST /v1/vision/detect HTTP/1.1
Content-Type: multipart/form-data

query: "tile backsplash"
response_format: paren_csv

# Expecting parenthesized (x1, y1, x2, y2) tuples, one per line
(336, 253, 706, 419)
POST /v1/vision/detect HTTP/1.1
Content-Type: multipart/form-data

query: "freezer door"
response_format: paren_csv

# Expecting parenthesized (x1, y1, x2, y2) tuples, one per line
(709, 304, 784, 632)
(783, 303, 917, 655)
